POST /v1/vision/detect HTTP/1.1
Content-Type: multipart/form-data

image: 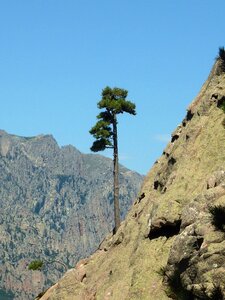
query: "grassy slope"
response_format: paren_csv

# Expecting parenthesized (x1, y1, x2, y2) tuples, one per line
(40, 60, 225, 300)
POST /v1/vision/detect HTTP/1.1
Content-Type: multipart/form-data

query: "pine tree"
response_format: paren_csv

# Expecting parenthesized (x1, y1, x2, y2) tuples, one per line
(90, 86, 136, 233)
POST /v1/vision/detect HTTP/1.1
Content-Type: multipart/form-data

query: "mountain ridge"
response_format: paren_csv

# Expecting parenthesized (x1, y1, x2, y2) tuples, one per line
(0, 130, 143, 299)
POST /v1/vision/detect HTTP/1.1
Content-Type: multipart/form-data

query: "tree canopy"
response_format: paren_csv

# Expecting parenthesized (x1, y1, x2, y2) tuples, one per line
(90, 86, 136, 152)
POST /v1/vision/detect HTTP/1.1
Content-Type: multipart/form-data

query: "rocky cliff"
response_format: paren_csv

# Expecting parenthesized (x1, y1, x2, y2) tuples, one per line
(0, 131, 143, 299)
(39, 52, 225, 299)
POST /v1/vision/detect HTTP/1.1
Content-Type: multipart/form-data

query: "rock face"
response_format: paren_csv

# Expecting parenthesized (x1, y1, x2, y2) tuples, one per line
(0, 131, 143, 299)
(39, 54, 225, 299)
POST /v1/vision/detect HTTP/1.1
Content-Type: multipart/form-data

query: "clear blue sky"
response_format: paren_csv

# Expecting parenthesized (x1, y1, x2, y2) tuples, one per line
(0, 1, 224, 174)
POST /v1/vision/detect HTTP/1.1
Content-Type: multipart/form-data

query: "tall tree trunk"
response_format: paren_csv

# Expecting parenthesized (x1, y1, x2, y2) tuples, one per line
(113, 114, 120, 233)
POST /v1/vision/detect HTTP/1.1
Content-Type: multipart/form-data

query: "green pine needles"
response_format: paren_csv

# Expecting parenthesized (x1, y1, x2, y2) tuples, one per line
(90, 86, 136, 233)
(90, 87, 136, 152)
(219, 47, 225, 61)
(28, 260, 43, 271)
(217, 47, 225, 74)
(209, 205, 225, 231)
(28, 258, 67, 272)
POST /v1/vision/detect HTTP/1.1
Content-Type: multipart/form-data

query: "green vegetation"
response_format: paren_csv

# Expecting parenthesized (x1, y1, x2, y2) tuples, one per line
(28, 259, 43, 271)
(200, 284, 224, 300)
(209, 205, 225, 231)
(28, 258, 67, 271)
(219, 100, 225, 113)
(218, 47, 225, 61)
(163, 269, 224, 300)
(217, 47, 225, 74)
(163, 268, 193, 300)
(90, 86, 136, 233)
(208, 285, 224, 300)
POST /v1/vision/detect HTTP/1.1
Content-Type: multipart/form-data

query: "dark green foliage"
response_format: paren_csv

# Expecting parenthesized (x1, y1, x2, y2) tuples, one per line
(209, 205, 225, 231)
(217, 47, 225, 74)
(90, 138, 112, 152)
(90, 86, 136, 152)
(98, 86, 135, 114)
(210, 286, 224, 300)
(28, 259, 43, 271)
(165, 268, 194, 300)
(200, 284, 224, 300)
(219, 47, 225, 61)
(89, 119, 113, 151)
(90, 120, 112, 139)
(209, 285, 224, 300)
(35, 290, 46, 300)
(217, 95, 225, 113)
(219, 100, 225, 113)
(28, 258, 67, 272)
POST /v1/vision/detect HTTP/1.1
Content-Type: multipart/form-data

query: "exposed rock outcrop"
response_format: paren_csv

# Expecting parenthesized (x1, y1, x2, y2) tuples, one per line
(0, 131, 143, 299)
(39, 53, 225, 299)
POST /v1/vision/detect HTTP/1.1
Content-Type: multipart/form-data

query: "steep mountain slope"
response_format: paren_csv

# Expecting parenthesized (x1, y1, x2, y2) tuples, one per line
(0, 131, 143, 299)
(40, 54, 225, 299)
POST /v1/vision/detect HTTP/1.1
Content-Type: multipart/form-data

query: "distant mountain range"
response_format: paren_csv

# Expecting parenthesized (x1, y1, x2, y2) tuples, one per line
(0, 130, 143, 299)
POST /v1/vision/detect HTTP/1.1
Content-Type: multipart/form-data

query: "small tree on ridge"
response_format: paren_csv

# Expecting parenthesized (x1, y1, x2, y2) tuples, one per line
(90, 86, 136, 233)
